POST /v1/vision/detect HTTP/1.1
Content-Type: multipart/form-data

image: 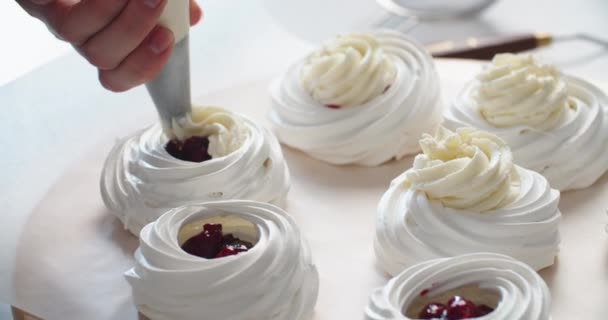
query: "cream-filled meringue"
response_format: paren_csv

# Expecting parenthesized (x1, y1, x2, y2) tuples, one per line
(445, 53, 608, 191)
(125, 200, 319, 320)
(405, 127, 519, 212)
(365, 253, 551, 320)
(269, 30, 442, 166)
(300, 33, 397, 108)
(101, 106, 290, 236)
(375, 127, 561, 275)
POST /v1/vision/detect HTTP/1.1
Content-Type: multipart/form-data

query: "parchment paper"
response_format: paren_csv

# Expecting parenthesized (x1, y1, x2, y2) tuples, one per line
(10, 60, 608, 319)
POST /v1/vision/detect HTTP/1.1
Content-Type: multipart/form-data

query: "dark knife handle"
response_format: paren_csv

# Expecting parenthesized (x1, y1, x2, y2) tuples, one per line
(427, 33, 553, 60)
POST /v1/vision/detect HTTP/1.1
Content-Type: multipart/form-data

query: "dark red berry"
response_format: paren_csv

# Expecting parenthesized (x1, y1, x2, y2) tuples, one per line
(204, 223, 223, 235)
(181, 224, 223, 258)
(476, 304, 494, 316)
(215, 246, 237, 258)
(165, 136, 211, 163)
(446, 296, 478, 319)
(418, 303, 446, 319)
(182, 225, 253, 259)
(326, 104, 341, 109)
(181, 136, 211, 162)
(165, 140, 182, 157)
(418, 295, 493, 320)
(215, 244, 249, 258)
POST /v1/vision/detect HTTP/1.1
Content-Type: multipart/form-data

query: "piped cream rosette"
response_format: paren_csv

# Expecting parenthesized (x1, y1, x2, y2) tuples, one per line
(365, 253, 551, 320)
(375, 127, 561, 275)
(445, 53, 608, 191)
(269, 30, 442, 166)
(101, 106, 290, 235)
(125, 200, 319, 320)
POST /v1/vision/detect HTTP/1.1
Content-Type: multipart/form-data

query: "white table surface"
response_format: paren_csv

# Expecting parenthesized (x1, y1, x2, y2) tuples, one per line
(1, 0, 608, 317)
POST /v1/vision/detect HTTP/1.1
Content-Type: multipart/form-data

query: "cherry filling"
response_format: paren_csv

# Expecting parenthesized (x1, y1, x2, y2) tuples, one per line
(419, 303, 446, 319)
(418, 296, 494, 319)
(165, 136, 212, 163)
(181, 223, 254, 259)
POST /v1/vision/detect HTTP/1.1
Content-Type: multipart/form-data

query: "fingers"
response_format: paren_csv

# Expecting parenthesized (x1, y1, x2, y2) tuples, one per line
(77, 0, 168, 70)
(17, 0, 203, 92)
(14, 0, 57, 21)
(51, 0, 131, 45)
(99, 26, 174, 92)
(189, 0, 203, 26)
(23, 0, 130, 45)
(29, 0, 53, 5)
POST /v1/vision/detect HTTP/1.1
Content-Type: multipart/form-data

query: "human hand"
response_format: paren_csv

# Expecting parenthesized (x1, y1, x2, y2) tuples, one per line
(17, 0, 203, 92)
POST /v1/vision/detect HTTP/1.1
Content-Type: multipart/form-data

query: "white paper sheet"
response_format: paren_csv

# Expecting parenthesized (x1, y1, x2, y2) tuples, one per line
(8, 60, 608, 319)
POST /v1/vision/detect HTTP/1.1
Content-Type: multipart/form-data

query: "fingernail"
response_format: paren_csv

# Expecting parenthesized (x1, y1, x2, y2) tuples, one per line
(143, 0, 162, 9)
(148, 27, 174, 55)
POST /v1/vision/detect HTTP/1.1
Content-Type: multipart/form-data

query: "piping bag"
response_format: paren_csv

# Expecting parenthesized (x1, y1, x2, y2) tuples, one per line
(146, 0, 192, 133)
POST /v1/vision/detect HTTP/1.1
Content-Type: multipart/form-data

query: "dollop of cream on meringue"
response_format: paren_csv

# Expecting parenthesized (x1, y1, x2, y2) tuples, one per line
(405, 127, 519, 212)
(169, 106, 249, 158)
(474, 54, 569, 130)
(125, 201, 319, 320)
(375, 127, 561, 275)
(445, 53, 608, 191)
(365, 253, 551, 320)
(100, 106, 290, 236)
(301, 33, 397, 108)
(270, 29, 442, 166)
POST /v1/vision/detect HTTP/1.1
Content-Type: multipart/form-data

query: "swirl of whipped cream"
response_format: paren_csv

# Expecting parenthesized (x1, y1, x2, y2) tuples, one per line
(101, 106, 290, 235)
(375, 127, 561, 275)
(301, 33, 397, 108)
(445, 53, 608, 191)
(365, 253, 551, 320)
(474, 54, 568, 129)
(169, 106, 249, 157)
(405, 127, 519, 212)
(125, 200, 319, 320)
(270, 29, 442, 166)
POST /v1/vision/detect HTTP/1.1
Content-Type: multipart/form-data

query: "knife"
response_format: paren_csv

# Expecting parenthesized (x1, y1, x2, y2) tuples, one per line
(426, 33, 608, 60)
(146, 0, 192, 132)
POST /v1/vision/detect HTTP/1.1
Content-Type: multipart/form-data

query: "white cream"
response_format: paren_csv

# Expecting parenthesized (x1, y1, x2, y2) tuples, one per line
(169, 107, 249, 158)
(125, 201, 319, 320)
(445, 54, 608, 191)
(405, 127, 519, 212)
(100, 106, 290, 236)
(301, 33, 397, 108)
(375, 127, 561, 275)
(365, 253, 552, 320)
(475, 54, 568, 130)
(270, 29, 442, 166)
